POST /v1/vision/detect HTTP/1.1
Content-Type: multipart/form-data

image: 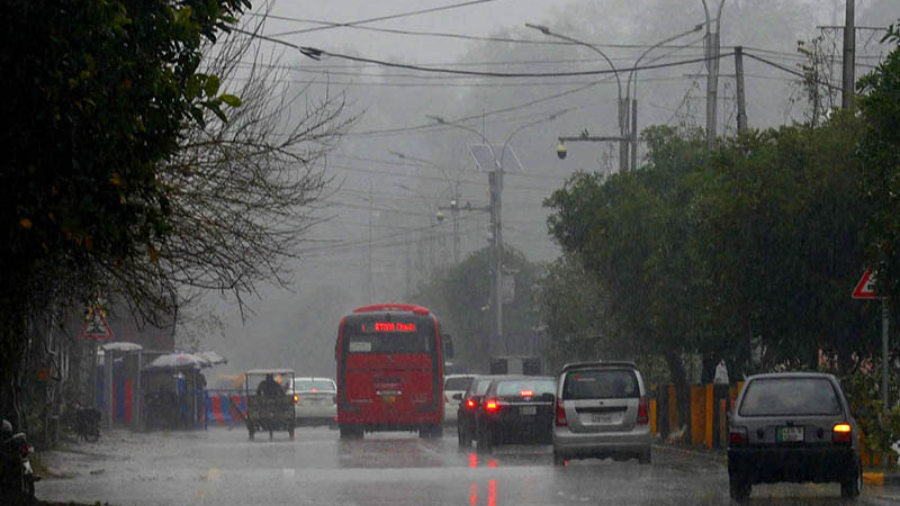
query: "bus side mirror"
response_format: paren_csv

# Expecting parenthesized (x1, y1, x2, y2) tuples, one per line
(443, 334, 454, 359)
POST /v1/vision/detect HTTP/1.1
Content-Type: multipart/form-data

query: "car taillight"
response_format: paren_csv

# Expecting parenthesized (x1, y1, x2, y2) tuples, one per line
(520, 389, 533, 398)
(729, 426, 748, 445)
(833, 423, 852, 443)
(466, 399, 476, 409)
(293, 394, 299, 404)
(555, 399, 567, 427)
(637, 396, 649, 425)
(485, 399, 499, 412)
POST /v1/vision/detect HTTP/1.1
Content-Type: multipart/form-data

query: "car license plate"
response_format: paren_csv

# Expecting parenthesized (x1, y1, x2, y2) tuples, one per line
(591, 414, 617, 424)
(520, 406, 537, 416)
(777, 426, 804, 442)
(383, 396, 396, 404)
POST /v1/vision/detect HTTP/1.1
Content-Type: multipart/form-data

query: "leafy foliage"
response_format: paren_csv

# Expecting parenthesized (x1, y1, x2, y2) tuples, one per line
(858, 21, 900, 314)
(410, 246, 543, 371)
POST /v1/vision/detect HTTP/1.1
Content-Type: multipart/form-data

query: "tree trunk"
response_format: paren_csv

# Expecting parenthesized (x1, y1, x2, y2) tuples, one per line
(664, 351, 691, 439)
(701, 355, 717, 384)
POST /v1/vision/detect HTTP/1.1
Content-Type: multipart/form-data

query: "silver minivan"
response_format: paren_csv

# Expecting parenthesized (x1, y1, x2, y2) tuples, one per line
(552, 361, 652, 465)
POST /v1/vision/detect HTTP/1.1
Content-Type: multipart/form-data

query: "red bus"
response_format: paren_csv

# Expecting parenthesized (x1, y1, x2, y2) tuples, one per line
(335, 304, 451, 439)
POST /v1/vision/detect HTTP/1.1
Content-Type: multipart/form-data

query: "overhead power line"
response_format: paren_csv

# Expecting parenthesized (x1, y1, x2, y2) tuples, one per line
(264, 0, 502, 37)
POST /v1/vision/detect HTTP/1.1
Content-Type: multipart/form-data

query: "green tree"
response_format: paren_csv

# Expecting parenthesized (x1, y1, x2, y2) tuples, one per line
(411, 246, 542, 371)
(858, 21, 900, 310)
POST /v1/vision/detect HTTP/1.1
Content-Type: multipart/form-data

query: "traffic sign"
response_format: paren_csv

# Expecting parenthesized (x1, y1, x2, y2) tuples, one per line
(80, 305, 114, 339)
(852, 269, 879, 299)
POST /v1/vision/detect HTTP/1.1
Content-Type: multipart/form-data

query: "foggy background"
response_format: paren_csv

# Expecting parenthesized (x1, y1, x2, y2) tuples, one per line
(180, 0, 898, 380)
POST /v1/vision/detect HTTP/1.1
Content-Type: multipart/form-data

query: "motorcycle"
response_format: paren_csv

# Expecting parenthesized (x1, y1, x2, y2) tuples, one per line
(1, 419, 38, 505)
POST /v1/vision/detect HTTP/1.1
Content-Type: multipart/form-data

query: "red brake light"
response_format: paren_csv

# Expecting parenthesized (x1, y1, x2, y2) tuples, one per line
(311, 387, 318, 393)
(555, 399, 567, 426)
(520, 389, 533, 397)
(466, 399, 476, 409)
(637, 396, 649, 425)
(485, 399, 499, 412)
(833, 423, 852, 443)
(729, 426, 748, 445)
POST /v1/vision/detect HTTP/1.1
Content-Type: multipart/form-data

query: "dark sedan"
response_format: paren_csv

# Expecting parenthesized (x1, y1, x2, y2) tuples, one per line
(475, 376, 556, 454)
(457, 375, 504, 448)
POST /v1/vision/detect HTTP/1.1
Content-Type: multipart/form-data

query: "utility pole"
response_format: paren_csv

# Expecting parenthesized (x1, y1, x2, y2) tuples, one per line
(734, 46, 748, 132)
(366, 183, 373, 302)
(703, 0, 727, 149)
(488, 168, 504, 356)
(842, 0, 856, 109)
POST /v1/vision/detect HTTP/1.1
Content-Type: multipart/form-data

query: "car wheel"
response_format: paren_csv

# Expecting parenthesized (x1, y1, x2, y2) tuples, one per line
(477, 428, 492, 454)
(458, 425, 471, 448)
(729, 475, 751, 503)
(841, 461, 862, 499)
(638, 449, 651, 465)
(553, 451, 565, 466)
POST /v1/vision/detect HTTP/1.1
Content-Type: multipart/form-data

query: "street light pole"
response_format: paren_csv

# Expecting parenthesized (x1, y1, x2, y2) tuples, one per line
(626, 23, 706, 170)
(525, 24, 628, 172)
(426, 112, 564, 355)
(701, 0, 727, 149)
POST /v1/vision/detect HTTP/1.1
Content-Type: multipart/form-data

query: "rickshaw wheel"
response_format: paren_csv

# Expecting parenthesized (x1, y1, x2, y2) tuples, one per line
(289, 428, 295, 440)
(248, 428, 255, 440)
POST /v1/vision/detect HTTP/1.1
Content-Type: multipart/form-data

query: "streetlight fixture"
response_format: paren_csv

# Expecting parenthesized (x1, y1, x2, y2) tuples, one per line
(525, 23, 629, 172)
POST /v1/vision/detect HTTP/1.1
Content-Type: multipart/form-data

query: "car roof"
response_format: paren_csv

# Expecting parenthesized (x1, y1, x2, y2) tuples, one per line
(561, 361, 638, 372)
(293, 377, 335, 382)
(744, 372, 837, 381)
(444, 374, 477, 380)
(245, 368, 294, 375)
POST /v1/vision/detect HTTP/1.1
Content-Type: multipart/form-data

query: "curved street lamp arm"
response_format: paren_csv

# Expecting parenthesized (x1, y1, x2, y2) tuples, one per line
(524, 23, 621, 100)
(626, 23, 707, 98)
(499, 110, 568, 167)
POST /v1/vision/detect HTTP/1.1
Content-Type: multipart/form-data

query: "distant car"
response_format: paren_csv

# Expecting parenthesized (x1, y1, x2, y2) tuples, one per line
(475, 376, 556, 454)
(552, 361, 651, 465)
(443, 374, 476, 425)
(288, 377, 337, 427)
(727, 372, 862, 502)
(457, 375, 503, 448)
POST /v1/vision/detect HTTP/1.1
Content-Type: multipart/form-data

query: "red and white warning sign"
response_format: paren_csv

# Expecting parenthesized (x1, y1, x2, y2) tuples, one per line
(852, 269, 879, 299)
(80, 305, 114, 339)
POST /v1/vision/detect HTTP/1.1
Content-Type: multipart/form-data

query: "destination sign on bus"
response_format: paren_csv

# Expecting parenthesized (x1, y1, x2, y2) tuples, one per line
(372, 322, 416, 332)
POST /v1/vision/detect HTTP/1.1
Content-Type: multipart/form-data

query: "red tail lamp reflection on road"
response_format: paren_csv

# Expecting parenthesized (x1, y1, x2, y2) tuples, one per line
(485, 399, 499, 412)
(468, 453, 478, 468)
(488, 479, 497, 506)
(469, 483, 478, 506)
(487, 459, 497, 468)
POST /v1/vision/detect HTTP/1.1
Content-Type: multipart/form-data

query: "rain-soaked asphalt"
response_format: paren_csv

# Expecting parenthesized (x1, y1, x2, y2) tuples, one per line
(36, 427, 895, 506)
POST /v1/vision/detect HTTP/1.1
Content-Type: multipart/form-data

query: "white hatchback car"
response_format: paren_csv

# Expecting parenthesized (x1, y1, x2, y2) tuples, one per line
(288, 377, 337, 427)
(443, 374, 476, 424)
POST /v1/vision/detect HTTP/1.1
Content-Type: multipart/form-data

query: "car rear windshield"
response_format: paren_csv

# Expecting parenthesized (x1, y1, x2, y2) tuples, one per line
(739, 378, 843, 417)
(469, 378, 493, 396)
(495, 379, 556, 397)
(445, 377, 473, 391)
(293, 380, 335, 392)
(563, 369, 640, 399)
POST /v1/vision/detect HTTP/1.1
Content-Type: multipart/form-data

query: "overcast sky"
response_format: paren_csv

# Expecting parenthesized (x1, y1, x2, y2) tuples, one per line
(265, 0, 591, 62)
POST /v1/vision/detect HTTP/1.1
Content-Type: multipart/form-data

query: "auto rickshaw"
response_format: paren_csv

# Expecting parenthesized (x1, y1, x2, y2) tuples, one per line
(243, 369, 296, 440)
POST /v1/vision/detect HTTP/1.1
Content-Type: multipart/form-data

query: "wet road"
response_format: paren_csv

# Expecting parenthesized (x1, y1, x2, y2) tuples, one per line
(37, 427, 893, 506)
